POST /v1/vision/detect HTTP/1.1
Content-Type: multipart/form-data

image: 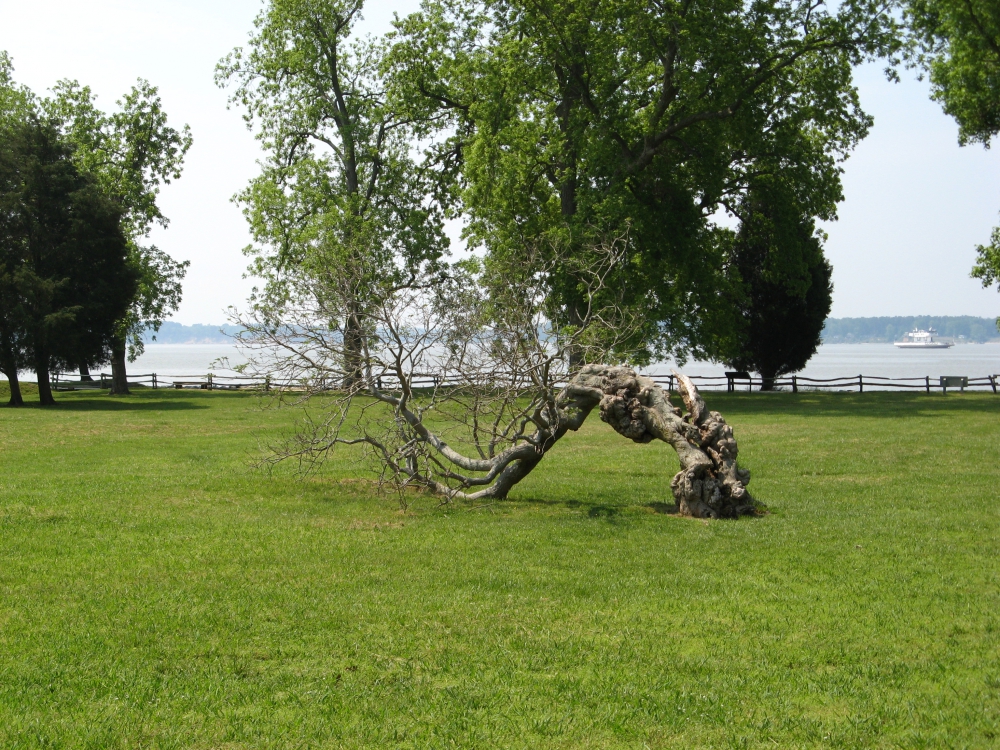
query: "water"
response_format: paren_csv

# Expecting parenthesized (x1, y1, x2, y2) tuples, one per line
(128, 344, 247, 378)
(0, 344, 247, 382)
(4, 342, 999, 386)
(645, 343, 1000, 380)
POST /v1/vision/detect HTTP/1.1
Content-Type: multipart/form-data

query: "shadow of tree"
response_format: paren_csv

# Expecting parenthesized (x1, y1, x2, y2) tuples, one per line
(645, 502, 679, 515)
(2, 397, 210, 412)
(587, 505, 621, 519)
(702, 391, 1000, 420)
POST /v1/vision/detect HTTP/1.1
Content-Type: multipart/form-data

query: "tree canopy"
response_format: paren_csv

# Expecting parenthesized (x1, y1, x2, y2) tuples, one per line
(0, 54, 186, 401)
(44, 79, 192, 391)
(0, 117, 136, 405)
(905, 0, 1000, 303)
(388, 0, 899, 361)
(217, 0, 449, 384)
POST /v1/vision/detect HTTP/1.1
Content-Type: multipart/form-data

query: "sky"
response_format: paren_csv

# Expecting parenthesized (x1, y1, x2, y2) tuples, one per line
(1, 0, 999, 325)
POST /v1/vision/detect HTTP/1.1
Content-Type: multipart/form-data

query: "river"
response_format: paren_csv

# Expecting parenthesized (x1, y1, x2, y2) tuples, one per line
(4, 342, 999, 386)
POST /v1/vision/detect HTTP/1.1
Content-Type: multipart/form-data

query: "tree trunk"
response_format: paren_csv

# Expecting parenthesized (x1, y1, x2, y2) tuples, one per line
(0, 328, 23, 406)
(79, 362, 93, 382)
(565, 302, 586, 372)
(109, 336, 130, 395)
(416, 366, 757, 519)
(342, 307, 364, 389)
(759, 371, 776, 391)
(572, 366, 756, 518)
(3, 367, 23, 406)
(0, 345, 23, 407)
(34, 347, 55, 406)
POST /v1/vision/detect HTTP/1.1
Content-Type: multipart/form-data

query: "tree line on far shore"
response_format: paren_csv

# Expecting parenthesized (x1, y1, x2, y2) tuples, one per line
(823, 316, 1000, 344)
(0, 55, 189, 405)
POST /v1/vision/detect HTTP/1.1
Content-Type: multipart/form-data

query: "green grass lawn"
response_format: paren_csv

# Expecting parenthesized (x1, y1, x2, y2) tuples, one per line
(1, 386, 998, 749)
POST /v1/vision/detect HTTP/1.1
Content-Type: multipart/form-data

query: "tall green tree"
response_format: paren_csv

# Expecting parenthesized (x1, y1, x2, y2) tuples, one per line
(216, 0, 448, 385)
(0, 118, 136, 405)
(0, 53, 34, 404)
(45, 80, 191, 393)
(389, 0, 900, 362)
(905, 0, 1000, 306)
(718, 181, 833, 389)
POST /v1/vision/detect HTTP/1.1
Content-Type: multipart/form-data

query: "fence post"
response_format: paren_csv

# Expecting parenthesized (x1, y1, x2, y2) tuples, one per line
(152, 373, 157, 389)
(991, 375, 997, 394)
(925, 376, 930, 394)
(792, 375, 798, 393)
(668, 374, 674, 393)
(265, 375, 271, 392)
(859, 374, 863, 393)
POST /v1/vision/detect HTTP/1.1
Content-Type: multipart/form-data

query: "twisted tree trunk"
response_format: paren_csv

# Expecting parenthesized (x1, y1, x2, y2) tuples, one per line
(567, 366, 755, 518)
(408, 365, 757, 518)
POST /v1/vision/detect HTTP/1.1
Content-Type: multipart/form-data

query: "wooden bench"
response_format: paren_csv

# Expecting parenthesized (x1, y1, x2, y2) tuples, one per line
(173, 381, 211, 390)
(725, 371, 752, 392)
(939, 376, 968, 393)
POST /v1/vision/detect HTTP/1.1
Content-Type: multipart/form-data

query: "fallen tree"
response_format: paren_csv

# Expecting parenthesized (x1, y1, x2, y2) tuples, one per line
(234, 235, 759, 518)
(356, 363, 756, 518)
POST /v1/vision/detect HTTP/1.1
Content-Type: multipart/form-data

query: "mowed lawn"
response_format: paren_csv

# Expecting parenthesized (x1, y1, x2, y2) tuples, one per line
(0, 386, 998, 749)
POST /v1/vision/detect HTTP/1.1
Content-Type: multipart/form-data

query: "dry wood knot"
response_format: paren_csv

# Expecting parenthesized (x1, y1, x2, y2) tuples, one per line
(596, 371, 655, 444)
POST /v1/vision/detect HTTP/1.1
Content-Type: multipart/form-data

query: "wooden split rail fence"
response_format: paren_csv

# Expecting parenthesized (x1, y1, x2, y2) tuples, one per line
(662, 373, 997, 393)
(48, 371, 1000, 394)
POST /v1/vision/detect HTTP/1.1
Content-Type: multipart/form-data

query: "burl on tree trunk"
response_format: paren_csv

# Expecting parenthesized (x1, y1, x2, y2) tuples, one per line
(562, 366, 756, 518)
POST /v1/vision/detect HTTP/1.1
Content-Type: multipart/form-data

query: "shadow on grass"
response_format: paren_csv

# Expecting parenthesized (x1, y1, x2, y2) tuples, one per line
(510, 497, 640, 521)
(505, 496, 630, 518)
(702, 391, 1000, 419)
(645, 502, 679, 514)
(2, 396, 210, 412)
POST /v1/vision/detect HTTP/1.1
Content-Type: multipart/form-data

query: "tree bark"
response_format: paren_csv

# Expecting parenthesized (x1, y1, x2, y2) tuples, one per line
(571, 366, 756, 518)
(3, 367, 23, 406)
(79, 362, 93, 382)
(413, 366, 757, 518)
(759, 371, 776, 391)
(0, 337, 23, 407)
(0, 351, 24, 406)
(5, 374, 23, 405)
(34, 346, 55, 406)
(342, 305, 364, 389)
(109, 336, 130, 395)
(564, 302, 586, 372)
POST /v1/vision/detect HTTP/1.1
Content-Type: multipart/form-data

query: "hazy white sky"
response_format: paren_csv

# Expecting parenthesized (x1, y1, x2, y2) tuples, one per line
(1, 1, 999, 324)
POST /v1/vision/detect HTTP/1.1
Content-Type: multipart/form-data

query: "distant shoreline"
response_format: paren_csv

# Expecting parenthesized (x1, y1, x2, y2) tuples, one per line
(142, 322, 241, 345)
(147, 316, 1000, 346)
(820, 315, 999, 344)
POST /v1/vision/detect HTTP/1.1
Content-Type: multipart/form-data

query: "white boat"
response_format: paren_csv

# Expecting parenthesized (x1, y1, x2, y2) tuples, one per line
(894, 328, 954, 349)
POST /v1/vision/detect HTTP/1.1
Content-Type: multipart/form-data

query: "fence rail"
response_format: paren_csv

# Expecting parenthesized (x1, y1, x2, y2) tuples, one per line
(644, 373, 998, 393)
(41, 370, 1000, 394)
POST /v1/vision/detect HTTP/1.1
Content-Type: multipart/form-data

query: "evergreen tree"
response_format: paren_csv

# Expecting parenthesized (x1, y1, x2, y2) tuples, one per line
(0, 118, 136, 405)
(722, 184, 833, 390)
